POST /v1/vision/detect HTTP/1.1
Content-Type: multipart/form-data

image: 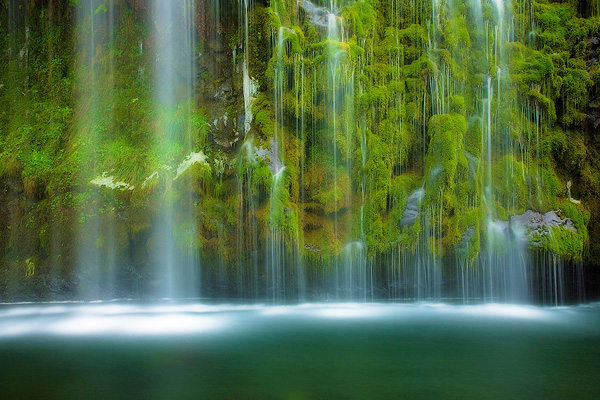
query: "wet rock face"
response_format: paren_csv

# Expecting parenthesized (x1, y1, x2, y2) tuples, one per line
(509, 210, 577, 245)
(399, 188, 425, 227)
(195, 22, 245, 151)
(587, 33, 600, 130)
(255, 138, 284, 175)
(457, 226, 475, 250)
(588, 100, 600, 130)
(298, 1, 336, 28)
(304, 243, 322, 253)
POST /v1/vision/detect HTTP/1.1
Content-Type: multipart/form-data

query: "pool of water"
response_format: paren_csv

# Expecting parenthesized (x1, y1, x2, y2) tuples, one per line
(0, 301, 599, 399)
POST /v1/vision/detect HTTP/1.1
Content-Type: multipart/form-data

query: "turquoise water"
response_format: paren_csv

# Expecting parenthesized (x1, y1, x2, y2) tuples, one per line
(0, 302, 599, 399)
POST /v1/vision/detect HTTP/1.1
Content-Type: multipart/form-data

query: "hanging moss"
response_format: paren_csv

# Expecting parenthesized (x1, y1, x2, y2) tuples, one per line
(528, 88, 557, 121)
(342, 0, 377, 40)
(1, 0, 599, 298)
(535, 200, 590, 260)
(423, 114, 466, 204)
(492, 154, 529, 215)
(445, 13, 471, 49)
(455, 208, 481, 263)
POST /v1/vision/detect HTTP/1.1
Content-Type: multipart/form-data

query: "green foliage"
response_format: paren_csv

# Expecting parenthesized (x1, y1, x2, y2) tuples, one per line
(342, 0, 377, 40)
(536, 201, 589, 260)
(424, 114, 466, 204)
(0, 0, 597, 295)
(25, 258, 36, 278)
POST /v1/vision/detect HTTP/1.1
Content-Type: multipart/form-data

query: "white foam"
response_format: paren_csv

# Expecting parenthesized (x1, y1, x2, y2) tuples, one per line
(175, 151, 209, 179)
(0, 302, 583, 338)
(90, 172, 134, 190)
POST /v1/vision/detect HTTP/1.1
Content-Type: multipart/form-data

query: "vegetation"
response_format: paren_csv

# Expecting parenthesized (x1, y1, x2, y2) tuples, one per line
(0, 0, 598, 299)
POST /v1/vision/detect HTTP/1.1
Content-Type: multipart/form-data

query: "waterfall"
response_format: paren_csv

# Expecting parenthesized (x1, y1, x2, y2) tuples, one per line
(0, 0, 593, 304)
(75, 0, 117, 299)
(151, 0, 199, 298)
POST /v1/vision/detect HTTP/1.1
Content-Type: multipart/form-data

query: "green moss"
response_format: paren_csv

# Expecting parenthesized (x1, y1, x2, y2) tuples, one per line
(362, 131, 392, 253)
(404, 55, 436, 79)
(449, 95, 465, 115)
(455, 208, 481, 262)
(1, 0, 598, 292)
(420, 114, 468, 254)
(424, 114, 466, 205)
(342, 0, 377, 40)
(492, 154, 528, 216)
(535, 201, 589, 261)
(445, 14, 471, 49)
(561, 68, 593, 125)
(545, 226, 584, 260)
(464, 117, 482, 157)
(539, 167, 563, 208)
(528, 88, 557, 121)
(506, 42, 554, 91)
(252, 94, 276, 139)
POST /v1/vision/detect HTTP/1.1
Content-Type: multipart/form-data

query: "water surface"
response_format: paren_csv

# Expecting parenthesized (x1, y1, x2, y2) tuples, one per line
(0, 302, 598, 399)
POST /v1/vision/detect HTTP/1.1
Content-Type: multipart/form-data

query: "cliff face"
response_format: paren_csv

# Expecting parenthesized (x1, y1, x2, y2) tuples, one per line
(0, 0, 598, 302)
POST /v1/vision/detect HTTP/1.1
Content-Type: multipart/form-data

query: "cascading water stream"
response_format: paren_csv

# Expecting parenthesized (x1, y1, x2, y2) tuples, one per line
(0, 0, 592, 305)
(327, 10, 341, 296)
(268, 166, 286, 300)
(267, 21, 288, 301)
(75, 0, 117, 299)
(151, 0, 199, 298)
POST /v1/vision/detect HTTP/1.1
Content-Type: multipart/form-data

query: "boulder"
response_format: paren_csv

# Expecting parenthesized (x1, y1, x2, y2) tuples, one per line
(399, 188, 425, 227)
(509, 210, 577, 246)
(298, 1, 337, 28)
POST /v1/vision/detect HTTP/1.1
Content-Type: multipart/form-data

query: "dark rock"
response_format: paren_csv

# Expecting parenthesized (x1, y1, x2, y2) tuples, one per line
(207, 37, 224, 53)
(237, 112, 245, 130)
(255, 138, 284, 175)
(457, 226, 475, 249)
(298, 1, 337, 28)
(465, 152, 478, 179)
(509, 210, 577, 246)
(399, 188, 425, 227)
(587, 106, 600, 129)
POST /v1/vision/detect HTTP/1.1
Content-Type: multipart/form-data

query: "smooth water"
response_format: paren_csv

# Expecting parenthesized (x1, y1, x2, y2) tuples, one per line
(1, 302, 599, 399)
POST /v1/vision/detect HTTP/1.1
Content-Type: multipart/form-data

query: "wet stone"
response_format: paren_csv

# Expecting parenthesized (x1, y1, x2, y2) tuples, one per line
(399, 188, 425, 227)
(509, 210, 577, 246)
